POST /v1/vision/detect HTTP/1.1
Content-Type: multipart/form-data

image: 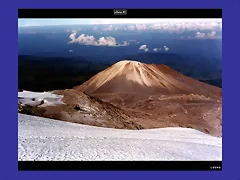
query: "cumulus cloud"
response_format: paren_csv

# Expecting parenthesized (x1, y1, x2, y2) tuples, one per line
(69, 31, 77, 40)
(195, 32, 206, 38)
(208, 31, 216, 37)
(102, 25, 119, 31)
(153, 48, 161, 52)
(164, 46, 169, 51)
(144, 48, 149, 52)
(98, 37, 118, 46)
(70, 33, 97, 45)
(173, 30, 221, 40)
(68, 31, 129, 46)
(103, 25, 114, 31)
(126, 24, 148, 31)
(122, 41, 129, 46)
(195, 31, 220, 39)
(136, 24, 148, 31)
(139, 45, 147, 50)
(139, 45, 149, 52)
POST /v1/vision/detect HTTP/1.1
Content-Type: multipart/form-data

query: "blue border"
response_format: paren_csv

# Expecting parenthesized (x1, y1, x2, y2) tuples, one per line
(1, 0, 240, 179)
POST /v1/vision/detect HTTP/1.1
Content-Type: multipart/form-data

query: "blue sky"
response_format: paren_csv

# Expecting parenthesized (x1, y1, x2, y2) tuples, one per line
(18, 18, 222, 27)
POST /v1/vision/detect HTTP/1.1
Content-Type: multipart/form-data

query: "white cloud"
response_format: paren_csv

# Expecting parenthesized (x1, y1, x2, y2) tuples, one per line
(208, 31, 216, 37)
(89, 18, 221, 25)
(195, 31, 221, 39)
(164, 46, 169, 51)
(69, 31, 77, 40)
(98, 37, 117, 46)
(174, 30, 221, 40)
(18, 19, 222, 31)
(136, 24, 147, 31)
(70, 33, 97, 45)
(149, 21, 222, 32)
(195, 32, 206, 38)
(144, 48, 149, 52)
(103, 25, 114, 31)
(122, 41, 129, 46)
(69, 50, 73, 52)
(68, 32, 129, 46)
(93, 19, 222, 33)
(153, 48, 161, 52)
(139, 45, 147, 50)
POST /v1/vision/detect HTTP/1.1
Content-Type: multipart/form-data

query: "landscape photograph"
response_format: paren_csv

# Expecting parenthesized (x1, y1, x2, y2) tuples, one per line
(18, 17, 222, 164)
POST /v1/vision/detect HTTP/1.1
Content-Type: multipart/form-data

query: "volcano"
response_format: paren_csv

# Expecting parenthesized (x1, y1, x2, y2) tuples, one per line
(75, 60, 222, 137)
(76, 60, 221, 98)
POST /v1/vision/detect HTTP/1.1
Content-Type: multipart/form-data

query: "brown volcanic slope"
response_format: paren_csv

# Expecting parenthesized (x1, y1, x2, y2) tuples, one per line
(32, 89, 144, 130)
(75, 60, 222, 137)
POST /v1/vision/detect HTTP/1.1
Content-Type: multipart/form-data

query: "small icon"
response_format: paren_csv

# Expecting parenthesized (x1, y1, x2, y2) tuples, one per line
(114, 9, 127, 15)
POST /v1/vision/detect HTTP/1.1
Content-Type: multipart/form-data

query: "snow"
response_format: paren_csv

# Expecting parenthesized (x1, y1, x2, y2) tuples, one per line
(18, 91, 64, 107)
(18, 113, 222, 161)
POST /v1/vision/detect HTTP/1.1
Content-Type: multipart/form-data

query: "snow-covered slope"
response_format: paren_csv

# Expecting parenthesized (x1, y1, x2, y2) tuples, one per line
(18, 113, 222, 161)
(18, 91, 64, 107)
